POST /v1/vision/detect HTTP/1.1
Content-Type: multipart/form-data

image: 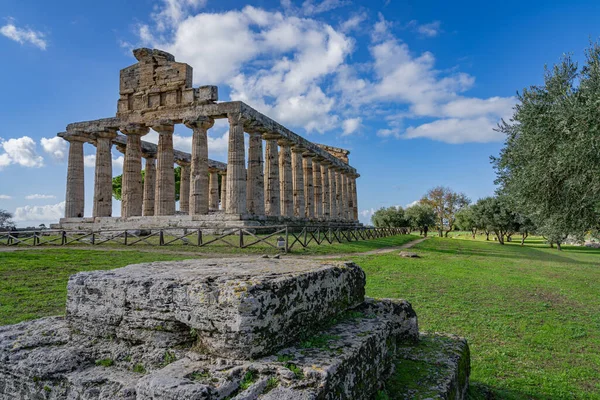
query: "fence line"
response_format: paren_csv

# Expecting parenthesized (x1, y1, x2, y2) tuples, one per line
(0, 226, 408, 253)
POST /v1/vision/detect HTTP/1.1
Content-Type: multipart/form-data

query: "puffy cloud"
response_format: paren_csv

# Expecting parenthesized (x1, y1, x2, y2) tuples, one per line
(342, 118, 361, 136)
(0, 136, 43, 169)
(0, 194, 12, 200)
(25, 194, 56, 200)
(152, 0, 207, 31)
(112, 155, 124, 170)
(0, 20, 47, 50)
(41, 137, 68, 161)
(404, 117, 504, 144)
(84, 154, 96, 168)
(14, 201, 65, 222)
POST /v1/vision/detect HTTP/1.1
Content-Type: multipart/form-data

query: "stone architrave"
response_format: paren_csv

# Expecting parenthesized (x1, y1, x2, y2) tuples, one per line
(246, 132, 265, 216)
(120, 124, 149, 218)
(219, 171, 227, 210)
(312, 158, 322, 219)
(263, 135, 281, 217)
(291, 146, 305, 218)
(321, 162, 330, 220)
(208, 170, 219, 211)
(303, 153, 314, 219)
(177, 161, 191, 214)
(153, 121, 176, 216)
(278, 140, 293, 217)
(225, 112, 247, 214)
(329, 167, 337, 220)
(184, 117, 214, 215)
(142, 152, 156, 216)
(64, 135, 86, 218)
(92, 129, 117, 218)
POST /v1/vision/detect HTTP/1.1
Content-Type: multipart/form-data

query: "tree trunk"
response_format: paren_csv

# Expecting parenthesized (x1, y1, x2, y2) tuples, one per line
(485, 231, 490, 241)
(556, 242, 562, 251)
(495, 230, 505, 245)
(521, 232, 528, 246)
(472, 228, 477, 239)
(506, 233, 512, 242)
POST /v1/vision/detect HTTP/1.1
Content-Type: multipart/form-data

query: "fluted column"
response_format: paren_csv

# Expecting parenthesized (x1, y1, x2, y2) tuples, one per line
(340, 172, 348, 221)
(312, 158, 322, 219)
(219, 171, 227, 210)
(264, 135, 280, 217)
(92, 129, 117, 218)
(226, 112, 246, 214)
(335, 169, 343, 220)
(120, 124, 149, 218)
(278, 140, 293, 217)
(303, 154, 314, 219)
(351, 175, 359, 221)
(246, 132, 265, 216)
(291, 146, 305, 218)
(153, 121, 175, 216)
(329, 167, 337, 220)
(343, 173, 351, 221)
(208, 170, 219, 211)
(142, 152, 156, 216)
(184, 117, 213, 215)
(321, 162, 330, 220)
(64, 135, 86, 218)
(177, 161, 191, 214)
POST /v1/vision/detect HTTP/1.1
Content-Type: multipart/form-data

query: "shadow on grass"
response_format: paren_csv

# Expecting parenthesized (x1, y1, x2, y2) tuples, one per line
(469, 382, 554, 400)
(413, 238, 600, 267)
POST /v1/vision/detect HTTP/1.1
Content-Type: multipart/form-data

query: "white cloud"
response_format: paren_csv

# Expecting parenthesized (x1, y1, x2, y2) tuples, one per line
(0, 194, 12, 200)
(25, 194, 56, 200)
(404, 117, 504, 144)
(112, 155, 124, 170)
(301, 0, 350, 15)
(14, 201, 65, 222)
(84, 154, 96, 168)
(0, 136, 43, 169)
(408, 20, 442, 38)
(41, 136, 68, 161)
(342, 118, 361, 136)
(405, 200, 419, 208)
(0, 20, 47, 50)
(340, 12, 367, 32)
(152, 0, 207, 31)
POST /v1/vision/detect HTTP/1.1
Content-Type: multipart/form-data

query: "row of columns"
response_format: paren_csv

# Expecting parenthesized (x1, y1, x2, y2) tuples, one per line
(63, 113, 359, 222)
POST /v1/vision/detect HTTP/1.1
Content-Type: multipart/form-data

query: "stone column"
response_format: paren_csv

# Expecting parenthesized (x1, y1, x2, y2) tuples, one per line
(329, 167, 337, 220)
(142, 152, 156, 216)
(120, 124, 149, 218)
(177, 161, 191, 214)
(208, 169, 219, 211)
(321, 162, 330, 220)
(153, 121, 176, 216)
(312, 158, 322, 219)
(219, 171, 227, 210)
(278, 140, 293, 217)
(291, 146, 305, 218)
(335, 169, 343, 220)
(184, 117, 213, 215)
(92, 129, 117, 218)
(351, 175, 359, 221)
(303, 154, 314, 219)
(246, 132, 265, 216)
(226, 112, 246, 214)
(264, 135, 280, 217)
(64, 135, 86, 218)
(344, 173, 352, 221)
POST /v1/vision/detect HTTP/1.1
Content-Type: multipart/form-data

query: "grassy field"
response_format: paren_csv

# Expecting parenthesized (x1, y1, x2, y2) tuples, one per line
(1, 234, 599, 399)
(356, 237, 600, 399)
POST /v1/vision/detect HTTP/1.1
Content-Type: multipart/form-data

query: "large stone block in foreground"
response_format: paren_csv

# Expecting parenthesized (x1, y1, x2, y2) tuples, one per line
(66, 258, 365, 359)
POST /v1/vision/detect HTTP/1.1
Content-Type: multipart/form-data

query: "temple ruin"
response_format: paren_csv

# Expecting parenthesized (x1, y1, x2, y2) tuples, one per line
(56, 48, 360, 230)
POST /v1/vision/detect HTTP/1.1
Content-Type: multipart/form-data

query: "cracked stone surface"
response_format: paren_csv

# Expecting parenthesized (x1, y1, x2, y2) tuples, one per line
(65, 258, 366, 359)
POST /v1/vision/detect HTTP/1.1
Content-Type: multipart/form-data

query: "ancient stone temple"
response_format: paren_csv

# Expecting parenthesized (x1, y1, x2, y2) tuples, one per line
(56, 48, 360, 231)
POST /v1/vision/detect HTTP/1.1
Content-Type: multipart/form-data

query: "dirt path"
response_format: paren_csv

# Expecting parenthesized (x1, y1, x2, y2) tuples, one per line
(316, 237, 429, 259)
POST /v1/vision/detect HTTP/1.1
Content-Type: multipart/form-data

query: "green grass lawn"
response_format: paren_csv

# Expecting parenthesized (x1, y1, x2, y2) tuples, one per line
(355, 238, 600, 399)
(1, 235, 598, 399)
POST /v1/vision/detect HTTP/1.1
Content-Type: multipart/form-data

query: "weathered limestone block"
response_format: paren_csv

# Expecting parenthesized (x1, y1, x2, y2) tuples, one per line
(65, 258, 366, 359)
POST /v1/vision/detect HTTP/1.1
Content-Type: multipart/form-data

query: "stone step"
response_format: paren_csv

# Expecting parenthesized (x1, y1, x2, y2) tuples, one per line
(66, 258, 366, 359)
(0, 298, 420, 400)
(381, 333, 471, 399)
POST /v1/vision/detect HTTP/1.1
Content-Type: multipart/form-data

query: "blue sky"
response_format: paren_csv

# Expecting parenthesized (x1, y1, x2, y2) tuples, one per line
(0, 0, 599, 227)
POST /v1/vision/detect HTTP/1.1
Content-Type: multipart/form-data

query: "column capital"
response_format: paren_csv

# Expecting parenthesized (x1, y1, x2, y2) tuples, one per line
(115, 144, 127, 155)
(60, 131, 92, 143)
(176, 159, 191, 167)
(92, 128, 118, 140)
(291, 145, 305, 153)
(184, 116, 214, 130)
(247, 131, 263, 138)
(277, 138, 292, 147)
(263, 133, 280, 141)
(141, 150, 156, 159)
(227, 112, 247, 126)
(120, 123, 149, 136)
(152, 120, 175, 134)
